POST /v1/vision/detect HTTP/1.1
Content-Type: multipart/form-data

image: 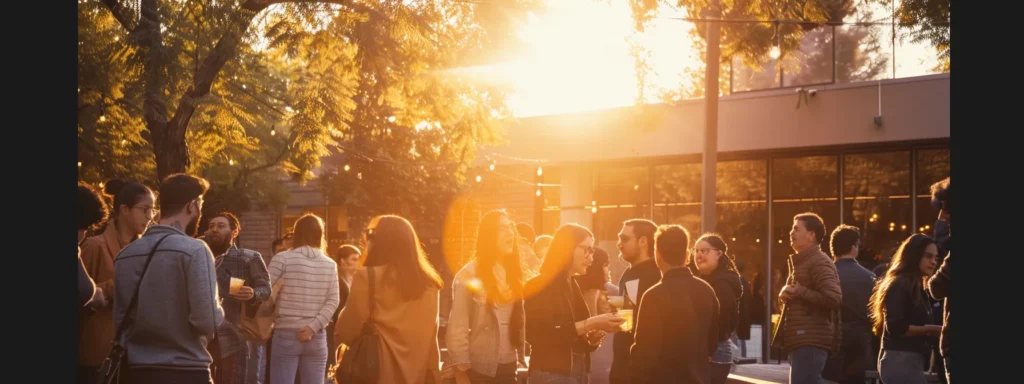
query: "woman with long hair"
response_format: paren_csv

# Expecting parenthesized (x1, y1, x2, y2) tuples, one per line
(868, 234, 941, 384)
(524, 224, 624, 383)
(79, 179, 155, 383)
(693, 233, 743, 384)
(268, 214, 341, 384)
(444, 210, 527, 384)
(335, 215, 444, 384)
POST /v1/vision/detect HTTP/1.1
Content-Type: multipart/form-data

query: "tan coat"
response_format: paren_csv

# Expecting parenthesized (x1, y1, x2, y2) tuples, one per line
(335, 266, 442, 384)
(78, 222, 137, 366)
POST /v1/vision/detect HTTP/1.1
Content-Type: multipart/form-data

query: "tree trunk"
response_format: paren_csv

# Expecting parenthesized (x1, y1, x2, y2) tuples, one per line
(102, 0, 384, 182)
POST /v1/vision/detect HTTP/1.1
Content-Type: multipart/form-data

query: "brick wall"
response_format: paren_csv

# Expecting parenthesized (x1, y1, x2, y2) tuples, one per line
(237, 210, 280, 261)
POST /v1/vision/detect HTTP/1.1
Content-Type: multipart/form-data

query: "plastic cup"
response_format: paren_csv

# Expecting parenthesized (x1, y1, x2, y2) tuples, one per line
(230, 277, 245, 294)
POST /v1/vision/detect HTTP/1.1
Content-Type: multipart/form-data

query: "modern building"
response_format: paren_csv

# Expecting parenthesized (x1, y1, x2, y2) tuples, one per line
(238, 72, 949, 361)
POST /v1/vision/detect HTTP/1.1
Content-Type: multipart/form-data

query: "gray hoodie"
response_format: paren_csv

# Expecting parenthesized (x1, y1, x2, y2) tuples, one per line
(113, 225, 224, 370)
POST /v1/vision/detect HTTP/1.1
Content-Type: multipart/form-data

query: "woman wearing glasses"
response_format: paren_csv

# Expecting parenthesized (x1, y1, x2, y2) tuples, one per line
(78, 179, 156, 383)
(869, 234, 941, 384)
(692, 233, 743, 384)
(335, 215, 444, 384)
(444, 210, 527, 384)
(524, 224, 624, 384)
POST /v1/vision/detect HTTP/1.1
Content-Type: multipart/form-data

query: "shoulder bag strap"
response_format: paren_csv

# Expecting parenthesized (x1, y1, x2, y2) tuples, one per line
(368, 267, 375, 322)
(113, 233, 175, 342)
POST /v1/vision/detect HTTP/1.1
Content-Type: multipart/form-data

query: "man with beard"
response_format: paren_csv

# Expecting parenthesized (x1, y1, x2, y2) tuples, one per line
(204, 212, 272, 384)
(113, 173, 224, 384)
(609, 219, 662, 384)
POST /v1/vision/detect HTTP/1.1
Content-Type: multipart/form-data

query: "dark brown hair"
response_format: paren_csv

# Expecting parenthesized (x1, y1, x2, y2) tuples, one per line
(794, 212, 826, 245)
(292, 214, 326, 251)
(362, 215, 443, 301)
(868, 234, 935, 335)
(159, 173, 210, 216)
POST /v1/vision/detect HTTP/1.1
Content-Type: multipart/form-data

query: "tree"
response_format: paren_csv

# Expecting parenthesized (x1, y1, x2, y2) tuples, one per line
(80, 0, 517, 219)
(315, 0, 538, 240)
(881, 0, 949, 71)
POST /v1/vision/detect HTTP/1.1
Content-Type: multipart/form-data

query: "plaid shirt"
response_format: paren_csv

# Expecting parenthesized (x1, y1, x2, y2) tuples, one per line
(214, 245, 272, 358)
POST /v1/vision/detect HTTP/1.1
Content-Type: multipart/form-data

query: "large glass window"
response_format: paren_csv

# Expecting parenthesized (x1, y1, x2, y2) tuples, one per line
(653, 163, 702, 237)
(771, 156, 839, 267)
(916, 148, 950, 237)
(843, 152, 912, 269)
(596, 166, 651, 242)
(540, 166, 561, 236)
(715, 160, 768, 281)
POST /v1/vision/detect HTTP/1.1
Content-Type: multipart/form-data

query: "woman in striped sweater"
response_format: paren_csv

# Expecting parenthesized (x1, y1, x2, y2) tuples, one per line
(268, 214, 341, 384)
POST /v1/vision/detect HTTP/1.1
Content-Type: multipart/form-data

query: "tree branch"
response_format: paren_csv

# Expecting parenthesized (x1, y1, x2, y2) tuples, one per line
(232, 127, 300, 188)
(100, 0, 138, 32)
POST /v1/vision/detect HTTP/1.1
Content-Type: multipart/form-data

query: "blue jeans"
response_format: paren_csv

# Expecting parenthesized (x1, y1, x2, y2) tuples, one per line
(271, 329, 328, 384)
(878, 350, 927, 384)
(789, 347, 828, 384)
(247, 341, 265, 384)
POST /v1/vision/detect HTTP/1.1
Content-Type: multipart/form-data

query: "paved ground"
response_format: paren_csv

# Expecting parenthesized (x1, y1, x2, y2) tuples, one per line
(727, 363, 790, 383)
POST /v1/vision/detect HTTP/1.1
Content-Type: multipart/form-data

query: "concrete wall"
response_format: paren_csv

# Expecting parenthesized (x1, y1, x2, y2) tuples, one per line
(486, 74, 949, 165)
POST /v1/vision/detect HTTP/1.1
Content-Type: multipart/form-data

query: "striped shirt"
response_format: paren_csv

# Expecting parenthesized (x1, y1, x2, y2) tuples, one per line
(267, 246, 340, 332)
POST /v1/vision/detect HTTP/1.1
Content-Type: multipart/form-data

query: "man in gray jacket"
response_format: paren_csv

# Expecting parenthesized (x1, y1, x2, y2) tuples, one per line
(113, 173, 224, 384)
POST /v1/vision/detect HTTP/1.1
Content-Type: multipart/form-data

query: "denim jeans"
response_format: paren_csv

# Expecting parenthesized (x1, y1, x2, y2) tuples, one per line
(121, 367, 213, 384)
(878, 350, 927, 384)
(468, 362, 518, 384)
(789, 346, 828, 384)
(271, 329, 328, 384)
(247, 341, 265, 384)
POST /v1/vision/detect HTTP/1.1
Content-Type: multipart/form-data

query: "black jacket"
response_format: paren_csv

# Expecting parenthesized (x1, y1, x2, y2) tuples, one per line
(701, 267, 742, 342)
(882, 276, 935, 357)
(610, 258, 662, 383)
(524, 275, 598, 376)
(737, 275, 752, 340)
(629, 267, 720, 384)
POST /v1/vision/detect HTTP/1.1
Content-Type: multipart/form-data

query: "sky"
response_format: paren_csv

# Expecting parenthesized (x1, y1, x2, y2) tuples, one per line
(485, 0, 945, 118)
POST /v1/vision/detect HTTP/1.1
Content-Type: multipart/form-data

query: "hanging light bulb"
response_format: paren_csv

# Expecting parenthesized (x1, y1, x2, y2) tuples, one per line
(633, 184, 639, 191)
(591, 206, 598, 213)
(229, 159, 235, 166)
(536, 167, 543, 177)
(769, 20, 782, 60)
(99, 182, 105, 189)
(270, 128, 276, 136)
(756, 239, 761, 243)
(489, 164, 495, 171)
(769, 46, 781, 59)
(475, 175, 482, 183)
(78, 161, 82, 168)
(99, 115, 107, 122)
(344, 164, 350, 172)
(536, 189, 542, 197)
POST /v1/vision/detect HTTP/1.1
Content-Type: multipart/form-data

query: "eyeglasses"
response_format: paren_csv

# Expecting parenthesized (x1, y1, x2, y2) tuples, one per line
(133, 205, 159, 219)
(693, 248, 720, 256)
(577, 245, 595, 256)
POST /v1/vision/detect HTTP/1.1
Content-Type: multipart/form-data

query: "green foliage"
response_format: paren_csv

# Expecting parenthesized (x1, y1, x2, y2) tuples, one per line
(79, 0, 518, 221)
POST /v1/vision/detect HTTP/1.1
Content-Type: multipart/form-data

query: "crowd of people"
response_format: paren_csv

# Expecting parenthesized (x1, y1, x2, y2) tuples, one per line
(75, 172, 952, 384)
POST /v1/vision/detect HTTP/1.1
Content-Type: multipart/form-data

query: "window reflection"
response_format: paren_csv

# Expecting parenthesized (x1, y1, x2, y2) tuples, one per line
(916, 149, 950, 238)
(716, 160, 768, 279)
(654, 163, 702, 237)
(541, 167, 561, 236)
(771, 156, 839, 264)
(843, 152, 911, 269)
(596, 167, 651, 242)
